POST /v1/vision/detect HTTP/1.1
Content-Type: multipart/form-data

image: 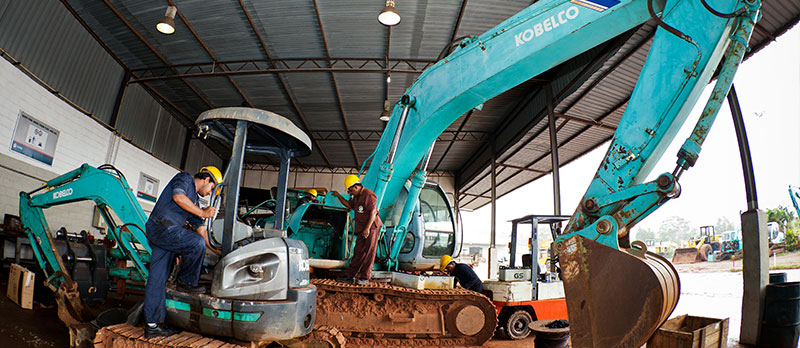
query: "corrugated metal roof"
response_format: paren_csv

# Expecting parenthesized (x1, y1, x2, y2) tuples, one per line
(0, 0, 124, 124)
(40, 0, 798, 210)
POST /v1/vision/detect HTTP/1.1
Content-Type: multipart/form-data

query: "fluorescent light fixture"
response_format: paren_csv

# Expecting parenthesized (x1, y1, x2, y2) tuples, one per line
(157, 6, 177, 35)
(378, 1, 401, 26)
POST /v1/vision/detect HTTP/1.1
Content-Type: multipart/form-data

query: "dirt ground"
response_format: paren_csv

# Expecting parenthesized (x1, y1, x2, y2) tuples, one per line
(674, 250, 800, 273)
(2, 252, 797, 348)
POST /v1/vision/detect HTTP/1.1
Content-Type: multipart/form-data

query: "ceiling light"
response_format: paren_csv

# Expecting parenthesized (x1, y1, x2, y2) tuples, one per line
(379, 100, 391, 121)
(386, 73, 392, 84)
(157, 6, 177, 35)
(378, 1, 401, 26)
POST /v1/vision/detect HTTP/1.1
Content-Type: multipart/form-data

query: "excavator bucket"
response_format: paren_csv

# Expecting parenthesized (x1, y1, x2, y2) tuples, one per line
(672, 247, 704, 264)
(559, 236, 680, 348)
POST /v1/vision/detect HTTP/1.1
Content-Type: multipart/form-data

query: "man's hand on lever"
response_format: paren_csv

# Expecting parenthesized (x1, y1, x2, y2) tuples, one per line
(197, 225, 221, 255)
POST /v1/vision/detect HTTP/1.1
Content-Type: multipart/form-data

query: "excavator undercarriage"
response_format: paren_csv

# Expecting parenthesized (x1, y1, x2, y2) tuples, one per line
(312, 279, 497, 347)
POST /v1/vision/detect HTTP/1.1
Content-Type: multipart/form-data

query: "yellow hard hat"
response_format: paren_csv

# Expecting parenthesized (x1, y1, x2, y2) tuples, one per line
(344, 174, 361, 189)
(440, 255, 453, 271)
(308, 189, 318, 198)
(200, 166, 223, 184)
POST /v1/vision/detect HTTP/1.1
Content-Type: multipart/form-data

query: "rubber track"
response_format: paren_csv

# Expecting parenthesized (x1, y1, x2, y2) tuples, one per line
(312, 279, 497, 347)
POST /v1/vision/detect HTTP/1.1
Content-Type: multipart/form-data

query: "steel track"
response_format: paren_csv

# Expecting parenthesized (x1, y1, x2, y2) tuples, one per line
(312, 279, 497, 347)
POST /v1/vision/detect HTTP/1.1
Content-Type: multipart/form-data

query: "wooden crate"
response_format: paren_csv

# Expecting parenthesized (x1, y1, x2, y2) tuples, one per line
(647, 314, 729, 348)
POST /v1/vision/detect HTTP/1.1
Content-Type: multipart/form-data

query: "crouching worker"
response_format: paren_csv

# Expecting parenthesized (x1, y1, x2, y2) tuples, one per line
(441, 255, 482, 293)
(143, 166, 222, 338)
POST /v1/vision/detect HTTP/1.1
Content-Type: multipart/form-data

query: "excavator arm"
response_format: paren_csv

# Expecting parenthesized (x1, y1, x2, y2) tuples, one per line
(356, 0, 761, 346)
(19, 163, 151, 289)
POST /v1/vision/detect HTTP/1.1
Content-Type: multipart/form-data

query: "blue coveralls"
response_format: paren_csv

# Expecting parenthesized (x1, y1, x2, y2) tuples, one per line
(452, 263, 482, 292)
(143, 172, 206, 324)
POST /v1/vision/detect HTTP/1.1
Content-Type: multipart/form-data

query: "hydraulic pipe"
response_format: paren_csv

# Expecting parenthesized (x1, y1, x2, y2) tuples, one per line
(374, 98, 414, 214)
(387, 99, 413, 164)
(386, 142, 435, 268)
(676, 9, 758, 171)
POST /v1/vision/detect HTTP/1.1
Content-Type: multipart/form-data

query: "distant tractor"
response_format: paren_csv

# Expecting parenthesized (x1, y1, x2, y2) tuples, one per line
(672, 226, 720, 264)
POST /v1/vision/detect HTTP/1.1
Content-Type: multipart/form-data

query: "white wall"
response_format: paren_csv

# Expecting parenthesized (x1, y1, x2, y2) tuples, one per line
(0, 56, 178, 236)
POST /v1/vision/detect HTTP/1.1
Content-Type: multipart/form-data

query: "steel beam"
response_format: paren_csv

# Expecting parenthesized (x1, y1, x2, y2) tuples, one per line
(546, 86, 562, 215)
(432, 111, 475, 172)
(457, 31, 637, 193)
(310, 130, 489, 142)
(460, 96, 628, 208)
(171, 0, 253, 107)
(313, 0, 360, 168)
(109, 70, 130, 128)
(729, 85, 758, 210)
(239, 0, 333, 167)
(128, 58, 435, 83)
(102, 0, 214, 109)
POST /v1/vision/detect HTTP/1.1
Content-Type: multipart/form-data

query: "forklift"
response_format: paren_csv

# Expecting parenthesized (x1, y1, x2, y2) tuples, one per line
(483, 215, 569, 339)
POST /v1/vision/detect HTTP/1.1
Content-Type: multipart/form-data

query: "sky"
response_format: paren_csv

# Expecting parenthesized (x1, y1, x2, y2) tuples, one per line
(461, 24, 800, 247)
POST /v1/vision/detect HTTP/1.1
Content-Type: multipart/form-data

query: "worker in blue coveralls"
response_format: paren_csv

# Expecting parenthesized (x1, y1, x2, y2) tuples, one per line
(440, 255, 482, 293)
(143, 166, 222, 338)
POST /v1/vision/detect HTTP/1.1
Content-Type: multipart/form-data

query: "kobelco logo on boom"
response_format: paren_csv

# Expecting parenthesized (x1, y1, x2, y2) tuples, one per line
(515, 6, 580, 47)
(53, 188, 73, 199)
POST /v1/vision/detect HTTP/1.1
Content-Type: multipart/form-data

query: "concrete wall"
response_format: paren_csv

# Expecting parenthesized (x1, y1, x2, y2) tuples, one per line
(0, 56, 178, 236)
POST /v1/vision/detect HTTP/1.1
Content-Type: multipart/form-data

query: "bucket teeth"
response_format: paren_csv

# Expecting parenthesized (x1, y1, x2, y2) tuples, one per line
(560, 236, 680, 348)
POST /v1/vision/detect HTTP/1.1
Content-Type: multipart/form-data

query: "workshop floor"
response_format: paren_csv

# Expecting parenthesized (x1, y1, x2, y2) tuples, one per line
(1, 267, 796, 348)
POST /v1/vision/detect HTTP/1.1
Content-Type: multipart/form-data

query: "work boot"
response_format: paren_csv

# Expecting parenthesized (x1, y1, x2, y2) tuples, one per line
(176, 279, 206, 294)
(355, 278, 370, 285)
(144, 324, 176, 339)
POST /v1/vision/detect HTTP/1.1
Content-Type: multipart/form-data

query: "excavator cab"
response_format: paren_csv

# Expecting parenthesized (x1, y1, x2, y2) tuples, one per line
(163, 107, 317, 342)
(393, 181, 461, 271)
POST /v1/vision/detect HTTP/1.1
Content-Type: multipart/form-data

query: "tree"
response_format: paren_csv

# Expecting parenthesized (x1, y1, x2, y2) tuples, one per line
(657, 216, 692, 244)
(632, 227, 656, 241)
(715, 216, 737, 233)
(767, 205, 795, 232)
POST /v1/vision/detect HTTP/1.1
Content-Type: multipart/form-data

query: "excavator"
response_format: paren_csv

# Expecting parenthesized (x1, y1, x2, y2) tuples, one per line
(18, 0, 760, 346)
(19, 108, 319, 347)
(288, 0, 760, 346)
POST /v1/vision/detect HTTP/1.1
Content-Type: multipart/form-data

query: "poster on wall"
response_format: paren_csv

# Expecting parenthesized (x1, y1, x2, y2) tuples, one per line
(137, 172, 160, 203)
(10, 111, 59, 166)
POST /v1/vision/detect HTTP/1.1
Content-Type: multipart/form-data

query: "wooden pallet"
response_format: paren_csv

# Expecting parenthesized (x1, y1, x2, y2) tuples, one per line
(94, 324, 246, 348)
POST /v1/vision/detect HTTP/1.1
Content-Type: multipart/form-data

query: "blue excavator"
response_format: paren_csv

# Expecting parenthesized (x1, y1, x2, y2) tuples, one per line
(19, 0, 761, 346)
(289, 0, 760, 346)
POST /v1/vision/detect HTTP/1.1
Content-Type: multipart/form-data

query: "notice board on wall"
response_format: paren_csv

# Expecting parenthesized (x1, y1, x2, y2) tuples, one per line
(10, 111, 59, 166)
(137, 172, 160, 203)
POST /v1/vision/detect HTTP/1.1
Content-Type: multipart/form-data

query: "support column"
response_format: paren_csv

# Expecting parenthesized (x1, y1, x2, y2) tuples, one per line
(729, 84, 768, 345)
(109, 70, 131, 129)
(740, 210, 768, 345)
(273, 151, 291, 231)
(488, 142, 498, 280)
(531, 217, 539, 300)
(222, 120, 247, 256)
(546, 85, 562, 215)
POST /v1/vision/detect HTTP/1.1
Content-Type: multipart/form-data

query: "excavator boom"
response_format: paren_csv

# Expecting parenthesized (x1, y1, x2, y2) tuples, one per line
(346, 0, 760, 346)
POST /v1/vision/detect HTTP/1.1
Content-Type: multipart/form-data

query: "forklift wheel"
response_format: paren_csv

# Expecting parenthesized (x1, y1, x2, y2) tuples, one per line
(505, 309, 533, 340)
